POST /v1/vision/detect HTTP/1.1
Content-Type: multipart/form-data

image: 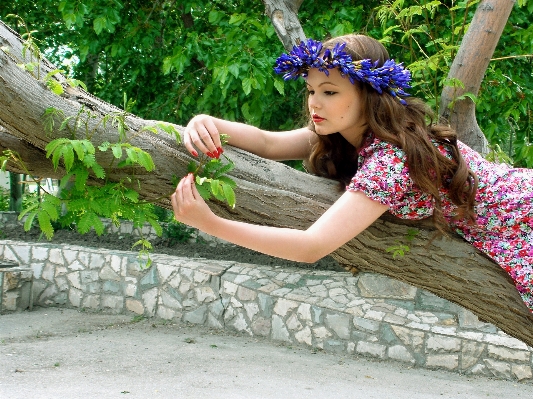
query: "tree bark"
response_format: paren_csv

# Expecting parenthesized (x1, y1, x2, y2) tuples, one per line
(262, 0, 307, 51)
(1, 20, 533, 346)
(439, 0, 515, 153)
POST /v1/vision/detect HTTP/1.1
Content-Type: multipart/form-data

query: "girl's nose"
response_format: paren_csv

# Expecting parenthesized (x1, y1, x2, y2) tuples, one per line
(308, 95, 320, 110)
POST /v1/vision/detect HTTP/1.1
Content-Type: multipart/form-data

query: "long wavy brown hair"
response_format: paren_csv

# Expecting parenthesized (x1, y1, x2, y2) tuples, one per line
(306, 34, 478, 230)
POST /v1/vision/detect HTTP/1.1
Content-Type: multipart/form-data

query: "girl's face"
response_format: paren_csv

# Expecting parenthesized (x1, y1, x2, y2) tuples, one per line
(306, 68, 367, 149)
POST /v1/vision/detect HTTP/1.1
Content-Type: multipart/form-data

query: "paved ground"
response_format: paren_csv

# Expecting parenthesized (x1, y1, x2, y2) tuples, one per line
(1, 307, 532, 399)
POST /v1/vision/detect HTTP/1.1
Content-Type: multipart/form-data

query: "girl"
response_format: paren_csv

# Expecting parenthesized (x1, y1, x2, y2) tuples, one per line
(170, 34, 533, 312)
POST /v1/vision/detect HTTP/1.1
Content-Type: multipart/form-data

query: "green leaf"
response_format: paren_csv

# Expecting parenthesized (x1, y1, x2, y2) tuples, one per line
(242, 77, 253, 95)
(274, 79, 284, 95)
(77, 211, 98, 234)
(46, 79, 64, 95)
(98, 142, 111, 151)
(195, 182, 211, 201)
(37, 211, 54, 239)
(66, 78, 87, 90)
(217, 175, 237, 188)
(213, 162, 235, 179)
(228, 64, 240, 79)
(222, 183, 236, 208)
(111, 143, 123, 159)
(210, 179, 221, 197)
(40, 200, 59, 222)
(91, 162, 106, 179)
(136, 150, 155, 171)
(60, 147, 75, 171)
(74, 168, 89, 190)
(22, 210, 38, 232)
(123, 189, 139, 203)
(187, 161, 197, 174)
(68, 141, 82, 161)
(45, 138, 68, 155)
(93, 16, 107, 35)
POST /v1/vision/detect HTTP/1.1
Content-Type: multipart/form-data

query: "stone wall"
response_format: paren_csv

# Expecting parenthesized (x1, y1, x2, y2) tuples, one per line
(1, 236, 532, 383)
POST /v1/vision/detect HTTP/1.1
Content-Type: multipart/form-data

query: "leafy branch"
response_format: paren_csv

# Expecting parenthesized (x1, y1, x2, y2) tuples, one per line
(386, 228, 419, 259)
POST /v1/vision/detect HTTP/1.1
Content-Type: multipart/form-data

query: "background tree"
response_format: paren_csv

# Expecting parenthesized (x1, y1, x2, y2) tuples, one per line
(0, 1, 532, 344)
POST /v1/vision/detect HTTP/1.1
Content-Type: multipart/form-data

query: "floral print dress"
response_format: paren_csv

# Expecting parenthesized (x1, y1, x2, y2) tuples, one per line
(346, 135, 533, 312)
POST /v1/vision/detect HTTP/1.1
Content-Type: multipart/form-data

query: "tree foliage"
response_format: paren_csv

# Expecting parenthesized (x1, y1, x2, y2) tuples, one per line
(1, 1, 530, 163)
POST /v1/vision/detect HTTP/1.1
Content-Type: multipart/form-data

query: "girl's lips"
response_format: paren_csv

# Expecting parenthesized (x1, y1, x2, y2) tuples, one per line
(312, 114, 325, 123)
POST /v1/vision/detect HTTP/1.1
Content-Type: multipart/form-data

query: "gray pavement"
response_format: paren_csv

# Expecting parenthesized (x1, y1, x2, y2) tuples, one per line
(1, 307, 532, 399)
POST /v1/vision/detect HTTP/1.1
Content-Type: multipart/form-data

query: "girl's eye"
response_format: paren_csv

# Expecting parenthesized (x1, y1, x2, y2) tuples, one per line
(307, 90, 315, 95)
(324, 91, 336, 96)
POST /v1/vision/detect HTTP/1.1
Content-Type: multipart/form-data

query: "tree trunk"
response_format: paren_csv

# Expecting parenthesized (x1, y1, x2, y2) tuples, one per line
(262, 0, 306, 51)
(439, 0, 515, 153)
(1, 20, 532, 346)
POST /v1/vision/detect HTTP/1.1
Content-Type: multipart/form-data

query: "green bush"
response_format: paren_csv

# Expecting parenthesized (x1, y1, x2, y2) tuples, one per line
(0, 187, 9, 211)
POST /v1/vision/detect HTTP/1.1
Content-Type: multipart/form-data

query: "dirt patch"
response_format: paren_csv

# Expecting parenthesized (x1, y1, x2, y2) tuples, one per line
(0, 223, 345, 272)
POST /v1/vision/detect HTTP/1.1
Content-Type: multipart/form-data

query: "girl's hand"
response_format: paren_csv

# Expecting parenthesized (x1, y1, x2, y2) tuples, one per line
(183, 114, 223, 159)
(170, 173, 216, 230)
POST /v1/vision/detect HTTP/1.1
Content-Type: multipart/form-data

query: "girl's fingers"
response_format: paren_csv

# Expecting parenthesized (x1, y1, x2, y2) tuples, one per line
(183, 116, 222, 158)
(203, 117, 222, 150)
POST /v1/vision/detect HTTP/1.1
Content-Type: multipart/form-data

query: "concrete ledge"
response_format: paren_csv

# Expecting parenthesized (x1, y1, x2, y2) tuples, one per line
(1, 239, 532, 383)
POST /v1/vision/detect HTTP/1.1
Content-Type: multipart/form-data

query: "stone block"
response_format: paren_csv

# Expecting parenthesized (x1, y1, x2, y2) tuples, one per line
(356, 341, 386, 359)
(312, 326, 332, 341)
(273, 298, 298, 317)
(324, 340, 346, 354)
(67, 272, 82, 290)
(183, 305, 207, 325)
(63, 249, 79, 265)
(11, 244, 31, 264)
(232, 312, 252, 334)
(244, 302, 259, 321)
(140, 266, 159, 290)
(68, 288, 83, 308)
(511, 364, 533, 381)
(461, 341, 486, 370)
(286, 313, 302, 331)
(272, 315, 290, 342)
(294, 326, 312, 345)
(426, 354, 459, 370)
(251, 317, 271, 336)
(157, 305, 177, 320)
(358, 274, 417, 299)
(160, 289, 182, 310)
(82, 295, 100, 309)
(426, 334, 460, 353)
(484, 359, 511, 379)
(142, 287, 158, 316)
(483, 334, 529, 350)
(102, 280, 122, 294)
(101, 295, 124, 313)
(195, 286, 217, 303)
(388, 345, 415, 364)
(237, 286, 257, 301)
(100, 265, 120, 281)
(353, 316, 380, 333)
(487, 345, 530, 363)
(325, 313, 351, 340)
(1, 262, 33, 313)
(32, 247, 49, 262)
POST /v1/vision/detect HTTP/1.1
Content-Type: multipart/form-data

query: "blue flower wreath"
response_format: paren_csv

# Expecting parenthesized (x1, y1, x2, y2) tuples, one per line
(274, 38, 412, 105)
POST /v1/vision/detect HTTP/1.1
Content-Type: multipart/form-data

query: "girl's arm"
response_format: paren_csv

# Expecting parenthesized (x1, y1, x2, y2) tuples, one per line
(171, 174, 389, 263)
(183, 114, 315, 161)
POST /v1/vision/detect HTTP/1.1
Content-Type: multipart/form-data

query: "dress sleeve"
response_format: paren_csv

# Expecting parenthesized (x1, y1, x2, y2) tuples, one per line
(347, 140, 435, 220)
